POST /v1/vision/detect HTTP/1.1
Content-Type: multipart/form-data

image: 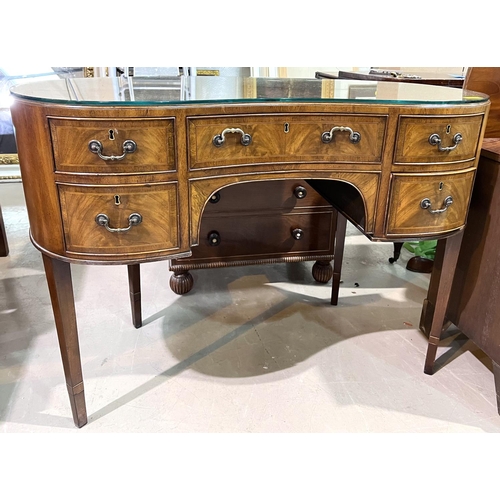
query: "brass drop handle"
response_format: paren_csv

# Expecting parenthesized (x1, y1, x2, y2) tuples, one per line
(95, 212, 142, 232)
(88, 139, 137, 160)
(420, 196, 453, 214)
(321, 126, 361, 144)
(428, 133, 462, 152)
(291, 228, 304, 240)
(212, 128, 252, 147)
(208, 231, 221, 246)
(294, 186, 308, 199)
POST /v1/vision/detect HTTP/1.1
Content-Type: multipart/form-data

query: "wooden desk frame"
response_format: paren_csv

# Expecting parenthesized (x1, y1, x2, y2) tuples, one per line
(10, 92, 490, 427)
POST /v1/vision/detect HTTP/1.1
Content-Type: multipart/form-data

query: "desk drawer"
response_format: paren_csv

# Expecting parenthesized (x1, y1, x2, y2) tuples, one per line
(187, 211, 335, 260)
(394, 114, 483, 164)
(50, 118, 176, 174)
(204, 179, 330, 214)
(386, 169, 475, 236)
(188, 114, 386, 169)
(58, 183, 179, 256)
(285, 114, 386, 163)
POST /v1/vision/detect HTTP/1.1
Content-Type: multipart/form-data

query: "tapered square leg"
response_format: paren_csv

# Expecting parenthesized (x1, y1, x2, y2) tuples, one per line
(422, 231, 464, 375)
(42, 255, 87, 428)
(127, 264, 142, 328)
(0, 205, 9, 257)
(331, 212, 348, 306)
(493, 361, 500, 415)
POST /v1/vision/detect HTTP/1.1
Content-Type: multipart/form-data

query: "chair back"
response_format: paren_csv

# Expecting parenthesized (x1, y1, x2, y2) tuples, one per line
(464, 67, 500, 138)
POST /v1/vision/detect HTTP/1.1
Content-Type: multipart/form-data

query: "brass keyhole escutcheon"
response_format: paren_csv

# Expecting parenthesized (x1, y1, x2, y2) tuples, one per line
(109, 129, 116, 140)
(284, 122, 290, 133)
(439, 182, 444, 191)
(446, 124, 451, 135)
(114, 195, 121, 205)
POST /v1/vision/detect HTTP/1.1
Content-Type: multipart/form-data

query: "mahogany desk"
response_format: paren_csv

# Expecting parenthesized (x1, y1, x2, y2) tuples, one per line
(9, 76, 490, 427)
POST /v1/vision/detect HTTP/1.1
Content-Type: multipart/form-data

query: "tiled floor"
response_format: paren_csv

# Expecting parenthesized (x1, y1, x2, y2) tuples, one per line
(1, 181, 499, 433)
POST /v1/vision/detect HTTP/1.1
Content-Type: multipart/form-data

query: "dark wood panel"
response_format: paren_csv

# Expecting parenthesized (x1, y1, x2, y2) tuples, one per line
(446, 142, 500, 362)
(183, 211, 335, 262)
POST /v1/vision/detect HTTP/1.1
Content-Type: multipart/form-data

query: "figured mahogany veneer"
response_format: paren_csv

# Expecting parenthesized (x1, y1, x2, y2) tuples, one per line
(188, 114, 387, 169)
(50, 117, 176, 174)
(58, 182, 180, 257)
(9, 88, 490, 427)
(393, 114, 483, 165)
(386, 168, 476, 236)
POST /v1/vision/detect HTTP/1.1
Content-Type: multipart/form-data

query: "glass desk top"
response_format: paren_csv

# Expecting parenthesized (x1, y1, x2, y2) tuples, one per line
(10, 76, 489, 107)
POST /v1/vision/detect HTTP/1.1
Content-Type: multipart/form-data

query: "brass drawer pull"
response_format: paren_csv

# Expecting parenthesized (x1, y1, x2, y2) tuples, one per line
(88, 139, 137, 160)
(212, 128, 252, 147)
(291, 228, 304, 240)
(420, 196, 453, 214)
(95, 212, 142, 232)
(321, 126, 361, 144)
(428, 133, 462, 152)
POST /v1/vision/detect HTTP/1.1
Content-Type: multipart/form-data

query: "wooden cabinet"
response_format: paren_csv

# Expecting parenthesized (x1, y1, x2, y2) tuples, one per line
(169, 179, 337, 294)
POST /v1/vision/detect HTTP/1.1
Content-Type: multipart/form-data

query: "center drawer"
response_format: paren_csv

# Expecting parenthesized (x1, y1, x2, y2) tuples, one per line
(50, 117, 176, 174)
(185, 211, 335, 261)
(58, 183, 179, 257)
(203, 179, 330, 214)
(187, 114, 387, 169)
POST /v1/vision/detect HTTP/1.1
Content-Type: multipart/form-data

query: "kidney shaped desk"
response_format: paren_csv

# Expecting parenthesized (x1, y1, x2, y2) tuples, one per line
(10, 76, 490, 427)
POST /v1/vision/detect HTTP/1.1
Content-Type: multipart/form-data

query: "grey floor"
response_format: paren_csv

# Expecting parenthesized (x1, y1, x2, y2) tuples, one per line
(1, 180, 500, 433)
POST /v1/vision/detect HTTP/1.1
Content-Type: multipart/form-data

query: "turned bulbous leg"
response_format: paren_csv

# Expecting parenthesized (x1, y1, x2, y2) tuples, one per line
(170, 271, 194, 294)
(312, 260, 333, 283)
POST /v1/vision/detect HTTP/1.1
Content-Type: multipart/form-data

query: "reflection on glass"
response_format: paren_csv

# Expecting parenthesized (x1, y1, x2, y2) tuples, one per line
(9, 75, 488, 106)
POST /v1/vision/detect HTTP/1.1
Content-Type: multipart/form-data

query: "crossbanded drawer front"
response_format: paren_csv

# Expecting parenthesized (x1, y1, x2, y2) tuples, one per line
(394, 114, 484, 164)
(386, 169, 475, 236)
(187, 114, 387, 169)
(284, 114, 386, 163)
(50, 118, 176, 173)
(58, 183, 179, 256)
(188, 116, 284, 169)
